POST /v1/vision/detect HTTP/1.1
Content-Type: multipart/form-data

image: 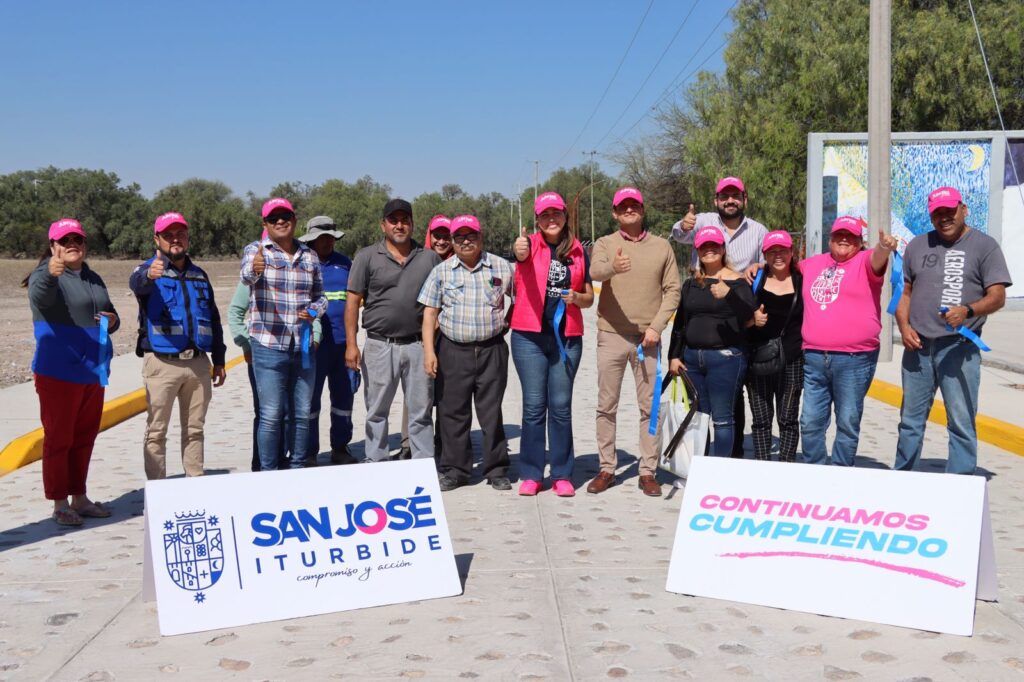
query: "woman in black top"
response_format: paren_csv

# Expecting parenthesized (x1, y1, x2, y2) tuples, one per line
(668, 227, 756, 457)
(746, 231, 803, 462)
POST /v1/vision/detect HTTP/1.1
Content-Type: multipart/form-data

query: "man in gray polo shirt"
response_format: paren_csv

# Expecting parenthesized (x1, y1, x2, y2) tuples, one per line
(671, 175, 768, 458)
(346, 198, 442, 462)
(894, 186, 1012, 475)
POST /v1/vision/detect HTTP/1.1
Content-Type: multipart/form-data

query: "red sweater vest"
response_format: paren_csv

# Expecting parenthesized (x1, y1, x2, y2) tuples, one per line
(511, 232, 586, 337)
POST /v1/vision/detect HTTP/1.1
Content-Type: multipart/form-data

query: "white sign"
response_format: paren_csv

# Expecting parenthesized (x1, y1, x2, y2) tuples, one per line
(666, 457, 997, 636)
(143, 459, 462, 636)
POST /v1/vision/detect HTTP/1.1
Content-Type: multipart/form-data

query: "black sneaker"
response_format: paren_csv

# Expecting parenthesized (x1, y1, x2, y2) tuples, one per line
(438, 473, 465, 492)
(331, 447, 357, 465)
(488, 476, 512, 491)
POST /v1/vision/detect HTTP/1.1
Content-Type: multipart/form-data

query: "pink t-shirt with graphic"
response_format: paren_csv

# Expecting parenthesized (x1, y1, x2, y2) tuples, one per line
(801, 249, 884, 352)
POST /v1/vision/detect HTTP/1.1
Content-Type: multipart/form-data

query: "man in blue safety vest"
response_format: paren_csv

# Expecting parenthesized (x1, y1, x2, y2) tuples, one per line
(130, 211, 227, 480)
(299, 216, 358, 465)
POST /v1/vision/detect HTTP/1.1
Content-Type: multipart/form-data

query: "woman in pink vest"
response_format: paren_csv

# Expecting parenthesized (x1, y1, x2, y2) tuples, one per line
(510, 192, 595, 497)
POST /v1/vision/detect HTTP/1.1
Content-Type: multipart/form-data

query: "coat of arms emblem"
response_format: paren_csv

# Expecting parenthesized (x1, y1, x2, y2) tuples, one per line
(163, 511, 224, 604)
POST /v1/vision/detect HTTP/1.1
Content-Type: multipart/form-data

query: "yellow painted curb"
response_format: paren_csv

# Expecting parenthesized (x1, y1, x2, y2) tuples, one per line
(0, 355, 246, 477)
(868, 378, 1024, 457)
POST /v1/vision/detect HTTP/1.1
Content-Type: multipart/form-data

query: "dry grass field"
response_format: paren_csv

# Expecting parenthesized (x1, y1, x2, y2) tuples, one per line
(0, 258, 243, 388)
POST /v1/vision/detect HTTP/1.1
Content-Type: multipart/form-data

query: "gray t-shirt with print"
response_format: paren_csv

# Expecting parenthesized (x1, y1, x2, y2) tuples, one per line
(902, 228, 1012, 339)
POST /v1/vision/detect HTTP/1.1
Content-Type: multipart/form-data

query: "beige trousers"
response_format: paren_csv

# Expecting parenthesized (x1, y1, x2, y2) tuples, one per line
(595, 329, 660, 476)
(143, 354, 212, 479)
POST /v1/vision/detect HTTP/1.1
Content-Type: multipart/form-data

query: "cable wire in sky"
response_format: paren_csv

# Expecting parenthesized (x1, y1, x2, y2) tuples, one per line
(549, 0, 656, 170)
(590, 0, 701, 151)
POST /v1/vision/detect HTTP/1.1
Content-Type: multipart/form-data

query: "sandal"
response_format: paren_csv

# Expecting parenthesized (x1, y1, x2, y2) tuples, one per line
(73, 501, 112, 518)
(53, 508, 84, 527)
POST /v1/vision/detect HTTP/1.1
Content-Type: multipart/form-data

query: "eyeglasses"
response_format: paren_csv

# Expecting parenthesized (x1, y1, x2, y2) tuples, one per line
(452, 233, 480, 243)
(264, 212, 296, 224)
(57, 234, 85, 246)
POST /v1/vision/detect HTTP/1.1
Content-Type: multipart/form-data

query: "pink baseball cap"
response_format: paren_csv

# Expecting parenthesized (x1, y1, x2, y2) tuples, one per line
(534, 192, 567, 215)
(261, 197, 295, 218)
(154, 211, 188, 234)
(761, 230, 793, 251)
(612, 186, 644, 207)
(927, 186, 962, 214)
(694, 226, 725, 248)
(428, 215, 452, 233)
(48, 218, 85, 241)
(831, 216, 866, 236)
(715, 176, 745, 194)
(450, 214, 481, 233)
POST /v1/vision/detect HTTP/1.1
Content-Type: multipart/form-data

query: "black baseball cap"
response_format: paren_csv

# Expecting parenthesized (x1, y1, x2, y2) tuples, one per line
(382, 198, 413, 220)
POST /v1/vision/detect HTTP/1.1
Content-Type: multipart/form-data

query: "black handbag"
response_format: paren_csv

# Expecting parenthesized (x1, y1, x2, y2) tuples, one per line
(748, 281, 799, 377)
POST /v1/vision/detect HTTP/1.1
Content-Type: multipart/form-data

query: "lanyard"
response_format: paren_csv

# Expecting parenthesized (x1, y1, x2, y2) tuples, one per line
(96, 314, 109, 387)
(637, 342, 664, 436)
(939, 306, 991, 352)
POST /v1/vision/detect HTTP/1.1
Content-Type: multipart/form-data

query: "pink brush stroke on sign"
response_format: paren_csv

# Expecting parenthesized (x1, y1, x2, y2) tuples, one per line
(718, 551, 965, 588)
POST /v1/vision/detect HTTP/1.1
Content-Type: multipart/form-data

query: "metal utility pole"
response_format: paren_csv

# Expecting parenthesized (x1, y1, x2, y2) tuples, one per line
(869, 0, 893, 361)
(583, 151, 597, 243)
(515, 184, 523, 232)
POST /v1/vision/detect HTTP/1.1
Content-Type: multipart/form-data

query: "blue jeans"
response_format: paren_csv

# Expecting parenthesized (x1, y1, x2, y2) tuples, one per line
(511, 331, 582, 482)
(251, 339, 315, 471)
(894, 336, 981, 475)
(683, 346, 747, 458)
(800, 349, 878, 466)
(308, 342, 355, 459)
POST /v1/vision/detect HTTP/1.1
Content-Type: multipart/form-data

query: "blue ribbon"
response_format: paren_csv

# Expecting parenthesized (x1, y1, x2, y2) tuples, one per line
(939, 306, 991, 352)
(751, 268, 764, 292)
(886, 251, 904, 315)
(96, 314, 109, 387)
(301, 308, 316, 369)
(637, 343, 664, 436)
(552, 289, 569, 365)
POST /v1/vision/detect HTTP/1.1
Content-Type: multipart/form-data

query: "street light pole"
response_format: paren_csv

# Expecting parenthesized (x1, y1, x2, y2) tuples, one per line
(869, 0, 893, 361)
(583, 150, 597, 243)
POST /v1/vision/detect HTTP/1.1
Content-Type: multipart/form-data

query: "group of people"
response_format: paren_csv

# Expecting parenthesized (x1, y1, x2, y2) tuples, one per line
(25, 178, 1011, 526)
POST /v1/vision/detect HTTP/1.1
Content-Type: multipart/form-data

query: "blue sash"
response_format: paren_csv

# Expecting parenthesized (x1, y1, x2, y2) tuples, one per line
(301, 308, 316, 369)
(552, 289, 570, 365)
(751, 268, 764, 292)
(886, 251, 904, 315)
(637, 343, 664, 436)
(939, 306, 991, 352)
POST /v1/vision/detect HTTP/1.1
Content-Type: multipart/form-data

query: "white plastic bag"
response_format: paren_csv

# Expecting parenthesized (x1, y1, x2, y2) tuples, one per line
(658, 376, 711, 479)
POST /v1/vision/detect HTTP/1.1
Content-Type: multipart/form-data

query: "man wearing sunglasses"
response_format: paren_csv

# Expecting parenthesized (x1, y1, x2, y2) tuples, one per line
(346, 199, 441, 463)
(130, 212, 227, 480)
(241, 198, 327, 471)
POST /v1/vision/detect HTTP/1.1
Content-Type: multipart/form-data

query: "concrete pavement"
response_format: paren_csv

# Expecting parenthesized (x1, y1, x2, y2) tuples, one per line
(1, 307, 1023, 680)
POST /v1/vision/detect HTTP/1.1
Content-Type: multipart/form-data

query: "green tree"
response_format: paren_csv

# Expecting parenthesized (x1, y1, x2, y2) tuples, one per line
(149, 179, 252, 257)
(626, 0, 1024, 235)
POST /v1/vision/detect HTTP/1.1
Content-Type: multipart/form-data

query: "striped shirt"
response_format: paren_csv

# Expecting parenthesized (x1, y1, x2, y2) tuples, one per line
(240, 238, 327, 351)
(671, 212, 768, 271)
(417, 252, 514, 343)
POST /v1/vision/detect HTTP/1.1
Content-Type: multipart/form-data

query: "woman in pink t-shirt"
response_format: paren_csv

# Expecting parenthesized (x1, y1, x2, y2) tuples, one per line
(799, 216, 897, 467)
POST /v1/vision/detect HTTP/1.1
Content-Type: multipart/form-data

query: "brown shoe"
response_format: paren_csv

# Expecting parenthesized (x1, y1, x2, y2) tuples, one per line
(638, 475, 662, 497)
(586, 471, 616, 494)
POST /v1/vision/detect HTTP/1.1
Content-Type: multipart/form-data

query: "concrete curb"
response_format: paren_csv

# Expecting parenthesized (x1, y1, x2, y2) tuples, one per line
(0, 355, 246, 476)
(868, 378, 1024, 457)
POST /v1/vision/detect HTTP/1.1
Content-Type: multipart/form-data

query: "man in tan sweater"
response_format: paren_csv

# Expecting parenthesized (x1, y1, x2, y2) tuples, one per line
(588, 187, 681, 497)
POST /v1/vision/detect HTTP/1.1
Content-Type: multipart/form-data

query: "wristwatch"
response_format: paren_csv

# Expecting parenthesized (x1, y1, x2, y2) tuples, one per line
(965, 304, 976, 319)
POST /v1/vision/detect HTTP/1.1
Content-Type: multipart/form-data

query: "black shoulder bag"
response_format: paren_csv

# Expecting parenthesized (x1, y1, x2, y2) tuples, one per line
(748, 284, 799, 377)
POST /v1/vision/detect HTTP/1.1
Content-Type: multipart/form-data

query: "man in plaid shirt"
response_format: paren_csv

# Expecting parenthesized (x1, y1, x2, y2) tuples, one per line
(419, 215, 514, 492)
(240, 198, 327, 470)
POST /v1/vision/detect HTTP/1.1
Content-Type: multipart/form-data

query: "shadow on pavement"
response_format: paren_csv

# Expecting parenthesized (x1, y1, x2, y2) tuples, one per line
(454, 552, 474, 591)
(0, 487, 144, 553)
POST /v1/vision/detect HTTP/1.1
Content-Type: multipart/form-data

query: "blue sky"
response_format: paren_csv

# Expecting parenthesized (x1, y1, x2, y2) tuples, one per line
(0, 1, 731, 199)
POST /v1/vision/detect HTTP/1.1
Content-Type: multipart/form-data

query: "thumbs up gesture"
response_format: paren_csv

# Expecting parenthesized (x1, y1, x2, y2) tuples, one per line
(148, 250, 166, 280)
(613, 246, 631, 274)
(754, 304, 768, 327)
(48, 243, 66, 277)
(710, 278, 730, 299)
(253, 247, 266, 276)
(513, 225, 530, 261)
(878, 229, 898, 252)
(681, 203, 697, 232)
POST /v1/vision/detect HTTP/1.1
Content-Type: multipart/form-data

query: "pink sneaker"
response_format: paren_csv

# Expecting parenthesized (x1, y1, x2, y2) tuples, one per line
(552, 480, 575, 497)
(518, 479, 541, 496)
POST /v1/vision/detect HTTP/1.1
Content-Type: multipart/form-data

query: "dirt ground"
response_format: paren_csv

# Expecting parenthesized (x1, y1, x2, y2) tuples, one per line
(0, 258, 243, 388)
